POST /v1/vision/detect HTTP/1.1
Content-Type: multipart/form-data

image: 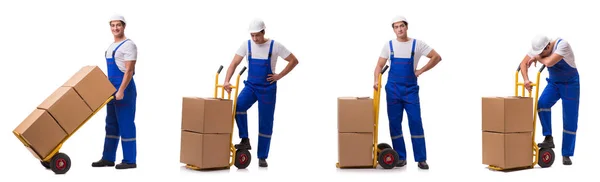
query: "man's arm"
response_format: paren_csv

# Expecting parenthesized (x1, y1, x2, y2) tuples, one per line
(374, 57, 387, 84)
(119, 61, 135, 93)
(519, 55, 531, 82)
(277, 53, 299, 78)
(537, 53, 564, 67)
(418, 49, 442, 74)
(224, 54, 244, 83)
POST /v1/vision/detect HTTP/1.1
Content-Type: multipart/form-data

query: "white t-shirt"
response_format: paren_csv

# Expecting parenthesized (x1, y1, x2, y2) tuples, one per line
(105, 39, 138, 73)
(236, 39, 292, 73)
(380, 38, 433, 70)
(528, 38, 576, 68)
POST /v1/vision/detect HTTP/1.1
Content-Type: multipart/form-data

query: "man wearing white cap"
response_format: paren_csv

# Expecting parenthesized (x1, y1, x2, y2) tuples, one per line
(520, 35, 579, 165)
(91, 14, 138, 169)
(223, 18, 299, 167)
(373, 15, 442, 170)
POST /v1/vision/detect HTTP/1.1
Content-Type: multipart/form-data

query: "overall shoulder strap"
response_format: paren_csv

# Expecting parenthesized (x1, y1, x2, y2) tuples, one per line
(247, 40, 252, 59)
(111, 39, 130, 58)
(267, 40, 274, 60)
(388, 40, 394, 58)
(553, 39, 563, 51)
(410, 39, 416, 58)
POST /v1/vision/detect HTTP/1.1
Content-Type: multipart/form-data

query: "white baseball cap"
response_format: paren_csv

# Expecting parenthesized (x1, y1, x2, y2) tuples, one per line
(529, 34, 550, 56)
(109, 14, 126, 24)
(391, 15, 408, 26)
(248, 18, 266, 33)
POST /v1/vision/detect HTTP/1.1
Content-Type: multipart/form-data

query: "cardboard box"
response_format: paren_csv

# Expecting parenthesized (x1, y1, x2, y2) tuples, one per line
(338, 97, 374, 133)
(482, 131, 532, 169)
(338, 132, 374, 167)
(13, 109, 67, 160)
(180, 131, 230, 169)
(482, 96, 533, 133)
(62, 65, 116, 111)
(181, 97, 233, 134)
(38, 86, 93, 135)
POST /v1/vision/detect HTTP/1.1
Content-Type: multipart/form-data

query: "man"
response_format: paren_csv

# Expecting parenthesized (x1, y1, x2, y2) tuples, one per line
(223, 18, 299, 168)
(520, 35, 580, 165)
(91, 14, 138, 169)
(373, 15, 442, 170)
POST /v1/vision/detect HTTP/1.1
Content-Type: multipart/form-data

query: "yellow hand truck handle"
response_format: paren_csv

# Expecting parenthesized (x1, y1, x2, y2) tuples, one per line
(515, 64, 546, 97)
(372, 64, 388, 167)
(514, 63, 545, 169)
(187, 65, 247, 170)
(214, 66, 247, 99)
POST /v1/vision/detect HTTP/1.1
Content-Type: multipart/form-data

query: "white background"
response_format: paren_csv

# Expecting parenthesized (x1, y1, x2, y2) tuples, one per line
(0, 0, 597, 181)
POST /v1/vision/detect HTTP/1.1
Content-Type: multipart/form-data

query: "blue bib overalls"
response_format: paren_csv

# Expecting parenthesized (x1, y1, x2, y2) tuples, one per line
(235, 40, 277, 160)
(102, 39, 137, 164)
(385, 39, 427, 162)
(537, 39, 580, 157)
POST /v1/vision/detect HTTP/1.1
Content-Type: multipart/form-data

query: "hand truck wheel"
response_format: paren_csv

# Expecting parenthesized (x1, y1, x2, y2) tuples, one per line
(40, 161, 50, 169)
(378, 148, 399, 169)
(234, 149, 251, 169)
(538, 148, 555, 168)
(377, 143, 392, 150)
(50, 152, 71, 174)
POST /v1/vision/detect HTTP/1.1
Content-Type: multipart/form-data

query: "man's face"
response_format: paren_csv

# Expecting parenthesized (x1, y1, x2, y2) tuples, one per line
(110, 20, 125, 37)
(250, 31, 265, 43)
(392, 21, 408, 38)
(539, 44, 552, 58)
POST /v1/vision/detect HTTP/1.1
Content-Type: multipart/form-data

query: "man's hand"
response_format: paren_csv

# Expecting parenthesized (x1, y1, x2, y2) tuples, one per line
(415, 69, 424, 77)
(223, 82, 232, 94)
(528, 55, 540, 68)
(115, 90, 124, 100)
(524, 80, 533, 92)
(373, 82, 379, 91)
(267, 73, 282, 84)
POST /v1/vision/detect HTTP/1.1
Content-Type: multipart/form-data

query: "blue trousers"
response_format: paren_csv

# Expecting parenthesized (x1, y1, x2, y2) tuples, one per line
(385, 83, 427, 162)
(235, 81, 277, 159)
(537, 79, 580, 157)
(102, 83, 137, 164)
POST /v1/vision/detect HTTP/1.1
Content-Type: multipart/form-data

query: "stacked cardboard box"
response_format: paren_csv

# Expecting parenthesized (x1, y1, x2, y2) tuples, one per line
(337, 97, 375, 167)
(13, 66, 116, 160)
(481, 96, 534, 169)
(180, 97, 233, 169)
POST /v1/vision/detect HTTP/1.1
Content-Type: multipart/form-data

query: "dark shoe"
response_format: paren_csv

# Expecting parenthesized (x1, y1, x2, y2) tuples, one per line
(395, 160, 407, 167)
(563, 156, 572, 165)
(235, 138, 251, 150)
(115, 162, 137, 169)
(91, 159, 115, 167)
(259, 158, 268, 167)
(418, 161, 429, 170)
(537, 135, 555, 148)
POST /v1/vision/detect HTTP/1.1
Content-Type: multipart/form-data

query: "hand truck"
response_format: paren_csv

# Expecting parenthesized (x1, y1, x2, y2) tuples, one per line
(185, 65, 249, 170)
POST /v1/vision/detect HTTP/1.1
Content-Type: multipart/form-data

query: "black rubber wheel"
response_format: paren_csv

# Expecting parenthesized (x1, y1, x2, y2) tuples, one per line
(50, 153, 71, 174)
(41, 161, 50, 169)
(538, 148, 555, 168)
(377, 143, 392, 150)
(378, 148, 399, 169)
(234, 149, 251, 169)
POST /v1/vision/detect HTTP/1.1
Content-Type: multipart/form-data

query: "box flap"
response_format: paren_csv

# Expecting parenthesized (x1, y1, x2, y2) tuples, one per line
(38, 87, 71, 110)
(62, 66, 97, 87)
(338, 96, 372, 100)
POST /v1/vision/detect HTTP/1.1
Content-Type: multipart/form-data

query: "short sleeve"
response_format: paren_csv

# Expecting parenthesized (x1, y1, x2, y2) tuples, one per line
(553, 40, 570, 57)
(417, 40, 432, 57)
(123, 41, 137, 61)
(276, 41, 291, 59)
(236, 41, 248, 57)
(379, 42, 390, 59)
